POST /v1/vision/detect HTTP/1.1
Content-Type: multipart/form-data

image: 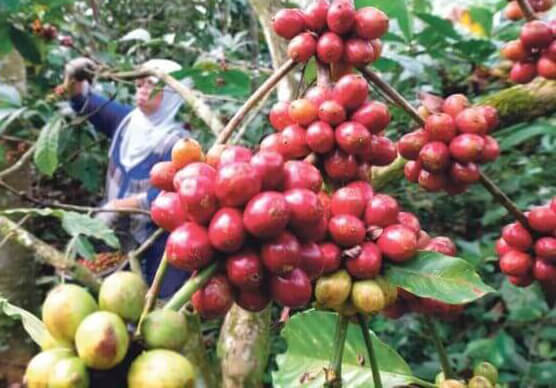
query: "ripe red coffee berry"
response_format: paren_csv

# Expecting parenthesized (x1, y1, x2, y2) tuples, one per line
(479, 136, 501, 163)
(365, 194, 400, 227)
(335, 121, 372, 156)
(250, 151, 285, 190)
(442, 94, 470, 119)
(547, 41, 556, 61)
(345, 39, 376, 65)
(303, 0, 330, 32)
(424, 237, 457, 256)
(289, 98, 318, 126)
(151, 192, 187, 232)
(173, 162, 217, 190)
(351, 101, 391, 134)
(500, 250, 533, 276)
(305, 86, 333, 108)
(279, 124, 310, 159)
(378, 224, 418, 262)
(455, 108, 489, 135)
(327, 0, 356, 34)
(533, 258, 556, 283)
(538, 56, 556, 79)
(150, 161, 177, 192)
(419, 142, 451, 173)
(316, 32, 344, 64)
(219, 145, 253, 167)
(261, 231, 301, 274)
(404, 160, 421, 183)
(528, 206, 556, 233)
(333, 74, 369, 111)
(318, 100, 347, 125)
(502, 40, 528, 62)
(306, 121, 335, 154)
(330, 186, 366, 218)
(551, 197, 556, 214)
(270, 268, 312, 308)
(226, 250, 264, 290)
(272, 9, 306, 39)
(299, 242, 325, 280)
(346, 241, 383, 279)
(520, 20, 553, 50)
(288, 32, 317, 63)
(329, 214, 366, 247)
(354, 7, 389, 39)
(397, 212, 421, 233)
(398, 129, 429, 160)
(269, 101, 294, 131)
(366, 136, 397, 166)
(323, 149, 359, 181)
(236, 288, 270, 312)
(496, 237, 513, 257)
(425, 113, 457, 143)
(418, 170, 447, 192)
(510, 62, 538, 83)
(216, 162, 262, 207)
(502, 222, 533, 251)
(479, 106, 500, 132)
(346, 181, 374, 203)
(208, 208, 246, 253)
(282, 161, 323, 193)
(449, 134, 485, 163)
(285, 188, 324, 228)
(535, 237, 556, 261)
(319, 242, 342, 273)
(243, 192, 290, 239)
(191, 274, 234, 319)
(260, 133, 282, 154)
(166, 223, 214, 271)
(292, 214, 328, 243)
(450, 162, 480, 184)
(178, 176, 218, 225)
(508, 273, 535, 287)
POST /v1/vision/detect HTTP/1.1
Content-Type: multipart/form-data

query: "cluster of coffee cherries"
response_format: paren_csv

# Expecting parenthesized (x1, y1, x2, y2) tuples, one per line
(273, 0, 388, 66)
(502, 16, 556, 82)
(398, 94, 500, 194)
(495, 197, 556, 289)
(262, 73, 396, 182)
(437, 361, 499, 388)
(30, 19, 58, 41)
(504, 0, 553, 21)
(383, 236, 465, 321)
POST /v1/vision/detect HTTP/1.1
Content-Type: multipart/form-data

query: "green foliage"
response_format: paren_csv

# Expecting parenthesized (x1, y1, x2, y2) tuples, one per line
(0, 297, 47, 347)
(33, 115, 64, 176)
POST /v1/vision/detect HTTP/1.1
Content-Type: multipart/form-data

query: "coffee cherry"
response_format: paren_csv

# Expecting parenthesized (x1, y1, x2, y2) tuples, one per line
(306, 121, 335, 153)
(226, 250, 264, 290)
(269, 101, 294, 131)
(473, 362, 498, 385)
(365, 194, 399, 227)
(288, 32, 317, 63)
(479, 106, 500, 132)
(292, 214, 329, 243)
(508, 272, 535, 287)
(315, 269, 352, 307)
(531, 0, 554, 12)
(216, 162, 261, 207)
(151, 192, 187, 232)
(303, 0, 330, 32)
(425, 113, 457, 143)
(442, 94, 470, 119)
(404, 160, 421, 183)
(279, 124, 310, 159)
(419, 142, 451, 173)
(282, 160, 323, 193)
(316, 32, 344, 64)
(479, 136, 501, 163)
(366, 136, 397, 166)
(418, 170, 447, 192)
(455, 108, 489, 135)
(501, 40, 528, 62)
(178, 176, 218, 225)
(346, 180, 374, 203)
(354, 7, 389, 40)
(351, 101, 391, 134)
(335, 121, 372, 156)
(370, 39, 383, 58)
(333, 74, 369, 111)
(166, 223, 214, 271)
(173, 162, 217, 190)
(397, 211, 421, 233)
(533, 258, 556, 283)
(329, 214, 366, 247)
(528, 206, 556, 233)
(538, 55, 556, 79)
(208, 208, 246, 253)
(346, 242, 382, 279)
(398, 129, 429, 160)
(285, 188, 324, 229)
(510, 62, 538, 83)
(450, 162, 480, 184)
(192, 274, 234, 319)
(330, 186, 366, 218)
(150, 161, 177, 192)
(261, 231, 301, 274)
(305, 86, 333, 108)
(299, 242, 325, 280)
(260, 133, 282, 154)
(547, 41, 556, 61)
(323, 149, 359, 181)
(236, 288, 270, 312)
(327, 0, 356, 35)
(500, 250, 533, 276)
(273, 9, 306, 39)
(250, 151, 285, 190)
(520, 21, 553, 50)
(351, 280, 386, 313)
(318, 100, 347, 125)
(535, 237, 556, 261)
(270, 268, 312, 308)
(378, 224, 418, 262)
(243, 192, 290, 239)
(502, 222, 533, 251)
(320, 242, 342, 273)
(219, 145, 253, 167)
(496, 237, 513, 257)
(449, 134, 485, 163)
(345, 39, 376, 65)
(424, 236, 457, 256)
(505, 1, 524, 20)
(289, 98, 318, 125)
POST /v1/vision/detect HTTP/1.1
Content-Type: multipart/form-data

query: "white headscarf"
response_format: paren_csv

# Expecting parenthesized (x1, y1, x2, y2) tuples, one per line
(116, 59, 188, 170)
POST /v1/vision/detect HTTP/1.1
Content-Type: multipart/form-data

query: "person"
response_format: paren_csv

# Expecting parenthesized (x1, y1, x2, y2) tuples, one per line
(64, 57, 190, 297)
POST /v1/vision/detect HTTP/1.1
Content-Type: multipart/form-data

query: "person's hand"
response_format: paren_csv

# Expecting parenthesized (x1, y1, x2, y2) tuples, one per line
(64, 57, 97, 82)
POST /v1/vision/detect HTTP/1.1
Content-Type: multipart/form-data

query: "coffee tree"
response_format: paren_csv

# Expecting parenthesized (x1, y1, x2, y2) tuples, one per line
(0, 0, 555, 387)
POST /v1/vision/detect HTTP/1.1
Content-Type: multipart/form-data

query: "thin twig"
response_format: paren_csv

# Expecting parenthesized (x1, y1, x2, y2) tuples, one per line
(0, 144, 36, 179)
(0, 214, 30, 249)
(357, 314, 383, 388)
(325, 314, 349, 388)
(126, 228, 165, 277)
(423, 315, 455, 379)
(517, 0, 538, 21)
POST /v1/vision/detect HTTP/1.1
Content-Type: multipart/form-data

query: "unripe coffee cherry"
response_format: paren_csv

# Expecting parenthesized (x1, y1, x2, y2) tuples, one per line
(288, 98, 318, 125)
(354, 7, 389, 40)
(288, 32, 317, 63)
(473, 362, 498, 385)
(315, 269, 352, 307)
(327, 0, 356, 35)
(273, 9, 306, 39)
(510, 62, 538, 83)
(520, 21, 553, 50)
(501, 40, 528, 62)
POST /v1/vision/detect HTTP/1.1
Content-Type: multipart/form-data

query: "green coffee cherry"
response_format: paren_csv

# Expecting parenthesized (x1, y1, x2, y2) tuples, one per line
(473, 361, 498, 384)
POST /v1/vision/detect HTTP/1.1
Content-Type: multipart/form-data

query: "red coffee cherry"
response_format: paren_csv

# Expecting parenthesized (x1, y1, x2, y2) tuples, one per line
(377, 224, 418, 262)
(354, 7, 389, 40)
(510, 62, 538, 83)
(398, 129, 429, 161)
(288, 32, 317, 63)
(273, 9, 306, 39)
(499, 250, 533, 276)
(316, 32, 344, 64)
(425, 113, 457, 143)
(326, 0, 356, 35)
(502, 222, 533, 251)
(520, 20, 553, 50)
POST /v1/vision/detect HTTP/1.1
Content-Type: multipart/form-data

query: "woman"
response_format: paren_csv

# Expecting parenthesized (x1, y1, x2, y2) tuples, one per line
(65, 57, 190, 297)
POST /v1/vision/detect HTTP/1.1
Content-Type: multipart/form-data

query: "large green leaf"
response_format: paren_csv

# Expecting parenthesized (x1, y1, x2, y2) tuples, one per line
(495, 121, 556, 150)
(273, 310, 434, 388)
(384, 251, 495, 304)
(355, 0, 412, 42)
(469, 7, 493, 37)
(0, 297, 48, 347)
(34, 115, 64, 176)
(9, 26, 42, 64)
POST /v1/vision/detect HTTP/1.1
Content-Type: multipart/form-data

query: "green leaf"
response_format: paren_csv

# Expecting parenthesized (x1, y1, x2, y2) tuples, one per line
(465, 330, 528, 372)
(528, 362, 556, 385)
(0, 297, 48, 347)
(452, 39, 497, 64)
(34, 115, 64, 176)
(416, 13, 461, 41)
(273, 310, 433, 388)
(74, 235, 96, 261)
(500, 280, 549, 322)
(0, 107, 27, 134)
(356, 0, 412, 42)
(0, 23, 13, 56)
(384, 251, 495, 304)
(469, 7, 493, 37)
(9, 26, 42, 64)
(495, 121, 556, 150)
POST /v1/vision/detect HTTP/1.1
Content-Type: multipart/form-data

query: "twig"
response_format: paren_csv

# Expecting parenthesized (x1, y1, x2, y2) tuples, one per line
(213, 59, 298, 146)
(357, 314, 383, 388)
(0, 214, 30, 249)
(517, 0, 538, 21)
(164, 262, 220, 312)
(423, 315, 455, 379)
(0, 144, 36, 179)
(325, 314, 349, 388)
(126, 228, 165, 277)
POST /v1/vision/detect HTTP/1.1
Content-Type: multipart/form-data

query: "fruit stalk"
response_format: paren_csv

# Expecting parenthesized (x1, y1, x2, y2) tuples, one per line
(516, 0, 538, 21)
(164, 262, 220, 311)
(317, 60, 332, 87)
(135, 253, 169, 335)
(325, 313, 350, 387)
(423, 315, 455, 379)
(213, 58, 298, 146)
(357, 314, 383, 388)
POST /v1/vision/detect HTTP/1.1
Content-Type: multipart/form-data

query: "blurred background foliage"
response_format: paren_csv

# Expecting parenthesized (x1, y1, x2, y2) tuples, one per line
(1, 0, 556, 386)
